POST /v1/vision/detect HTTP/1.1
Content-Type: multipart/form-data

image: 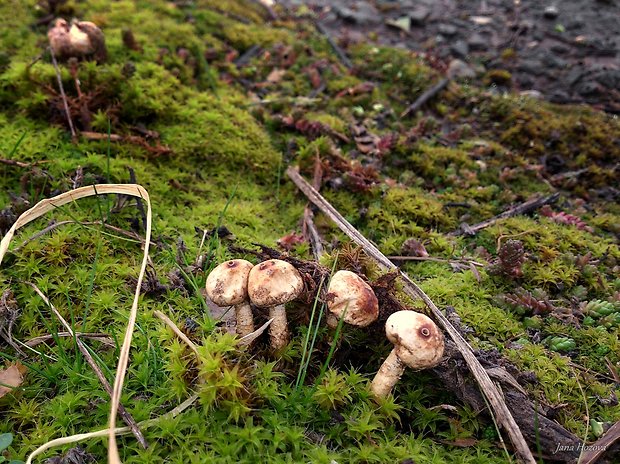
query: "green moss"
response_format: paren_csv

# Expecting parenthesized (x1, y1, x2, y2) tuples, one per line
(1, 0, 619, 462)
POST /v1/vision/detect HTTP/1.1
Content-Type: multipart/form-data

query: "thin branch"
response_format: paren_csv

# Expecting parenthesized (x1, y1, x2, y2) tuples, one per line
(0, 158, 42, 168)
(580, 421, 620, 464)
(401, 77, 450, 117)
(315, 21, 353, 69)
(25, 331, 114, 348)
(286, 166, 536, 464)
(388, 255, 486, 267)
(49, 48, 76, 139)
(12, 220, 153, 254)
(302, 152, 325, 260)
(450, 193, 560, 236)
(28, 283, 148, 449)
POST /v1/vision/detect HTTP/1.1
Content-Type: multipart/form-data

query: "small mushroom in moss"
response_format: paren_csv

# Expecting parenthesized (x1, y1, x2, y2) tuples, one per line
(370, 310, 444, 397)
(248, 259, 303, 350)
(205, 259, 254, 337)
(48, 18, 107, 62)
(325, 270, 378, 328)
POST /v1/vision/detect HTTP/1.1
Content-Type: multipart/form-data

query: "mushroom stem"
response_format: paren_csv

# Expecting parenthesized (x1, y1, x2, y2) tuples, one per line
(370, 349, 405, 397)
(326, 312, 339, 328)
(235, 301, 254, 337)
(269, 304, 290, 350)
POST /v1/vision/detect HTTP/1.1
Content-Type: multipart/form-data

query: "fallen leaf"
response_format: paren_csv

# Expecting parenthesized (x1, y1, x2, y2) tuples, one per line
(386, 16, 411, 33)
(277, 231, 305, 251)
(0, 363, 26, 399)
(266, 68, 286, 84)
(335, 82, 375, 98)
(439, 437, 479, 447)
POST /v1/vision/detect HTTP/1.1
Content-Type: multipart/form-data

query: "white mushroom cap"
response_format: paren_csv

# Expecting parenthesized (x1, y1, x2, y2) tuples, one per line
(385, 311, 444, 369)
(247, 259, 303, 308)
(326, 270, 378, 327)
(205, 259, 254, 306)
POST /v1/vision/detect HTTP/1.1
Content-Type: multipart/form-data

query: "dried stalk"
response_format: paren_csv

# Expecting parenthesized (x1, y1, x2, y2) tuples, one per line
(286, 166, 536, 464)
(28, 283, 147, 448)
(451, 193, 560, 236)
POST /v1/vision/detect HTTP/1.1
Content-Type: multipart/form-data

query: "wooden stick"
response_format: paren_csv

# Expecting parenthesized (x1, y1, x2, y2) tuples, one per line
(49, 48, 76, 139)
(580, 420, 620, 464)
(286, 166, 536, 464)
(315, 22, 353, 69)
(450, 193, 560, 236)
(0, 158, 36, 168)
(28, 283, 148, 448)
(401, 77, 450, 117)
(25, 331, 114, 348)
(302, 153, 325, 260)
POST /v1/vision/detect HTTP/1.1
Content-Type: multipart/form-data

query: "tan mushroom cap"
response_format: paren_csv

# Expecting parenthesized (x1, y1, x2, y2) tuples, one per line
(326, 270, 378, 327)
(248, 259, 304, 307)
(386, 311, 444, 369)
(205, 259, 254, 306)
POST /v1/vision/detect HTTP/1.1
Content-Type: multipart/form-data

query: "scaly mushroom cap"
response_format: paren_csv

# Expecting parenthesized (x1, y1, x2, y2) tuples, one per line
(248, 259, 303, 308)
(205, 259, 254, 307)
(48, 18, 107, 62)
(48, 19, 72, 57)
(326, 270, 378, 327)
(386, 311, 444, 369)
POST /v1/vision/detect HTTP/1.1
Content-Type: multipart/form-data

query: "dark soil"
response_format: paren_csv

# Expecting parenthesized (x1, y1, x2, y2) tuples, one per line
(278, 0, 620, 113)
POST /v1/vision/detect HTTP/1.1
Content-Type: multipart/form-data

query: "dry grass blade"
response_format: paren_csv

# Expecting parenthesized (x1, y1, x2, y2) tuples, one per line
(0, 184, 152, 463)
(28, 283, 148, 448)
(154, 309, 200, 357)
(286, 166, 536, 464)
(238, 318, 273, 346)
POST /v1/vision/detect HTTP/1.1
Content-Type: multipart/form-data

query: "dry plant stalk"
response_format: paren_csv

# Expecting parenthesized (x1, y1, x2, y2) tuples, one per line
(286, 166, 536, 464)
(0, 184, 152, 464)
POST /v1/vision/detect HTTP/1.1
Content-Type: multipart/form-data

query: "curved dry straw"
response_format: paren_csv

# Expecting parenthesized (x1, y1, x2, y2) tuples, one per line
(0, 184, 152, 463)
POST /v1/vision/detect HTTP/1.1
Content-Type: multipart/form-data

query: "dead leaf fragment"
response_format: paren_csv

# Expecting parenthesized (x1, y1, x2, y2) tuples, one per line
(0, 363, 26, 398)
(266, 68, 286, 84)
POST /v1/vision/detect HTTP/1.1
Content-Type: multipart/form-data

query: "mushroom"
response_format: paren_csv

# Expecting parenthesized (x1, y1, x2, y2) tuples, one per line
(247, 259, 304, 350)
(370, 310, 444, 397)
(326, 270, 378, 328)
(48, 18, 107, 62)
(205, 259, 255, 337)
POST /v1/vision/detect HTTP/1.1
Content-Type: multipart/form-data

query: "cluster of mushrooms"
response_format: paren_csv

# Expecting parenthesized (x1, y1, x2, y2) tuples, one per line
(206, 259, 445, 398)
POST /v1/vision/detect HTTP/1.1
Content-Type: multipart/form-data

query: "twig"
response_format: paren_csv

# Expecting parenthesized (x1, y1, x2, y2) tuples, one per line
(388, 255, 486, 267)
(251, 0, 277, 20)
(28, 282, 148, 449)
(25, 331, 114, 348)
(286, 166, 536, 464)
(401, 77, 450, 117)
(580, 421, 620, 464)
(49, 48, 76, 139)
(234, 45, 262, 67)
(450, 193, 560, 236)
(0, 158, 42, 168)
(12, 220, 152, 254)
(315, 21, 353, 69)
(302, 153, 325, 260)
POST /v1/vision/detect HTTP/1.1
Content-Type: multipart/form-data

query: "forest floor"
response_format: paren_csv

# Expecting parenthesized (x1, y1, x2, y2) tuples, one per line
(0, 0, 619, 463)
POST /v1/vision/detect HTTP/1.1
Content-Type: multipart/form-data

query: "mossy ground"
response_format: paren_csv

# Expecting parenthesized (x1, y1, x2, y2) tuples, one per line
(0, 0, 619, 462)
